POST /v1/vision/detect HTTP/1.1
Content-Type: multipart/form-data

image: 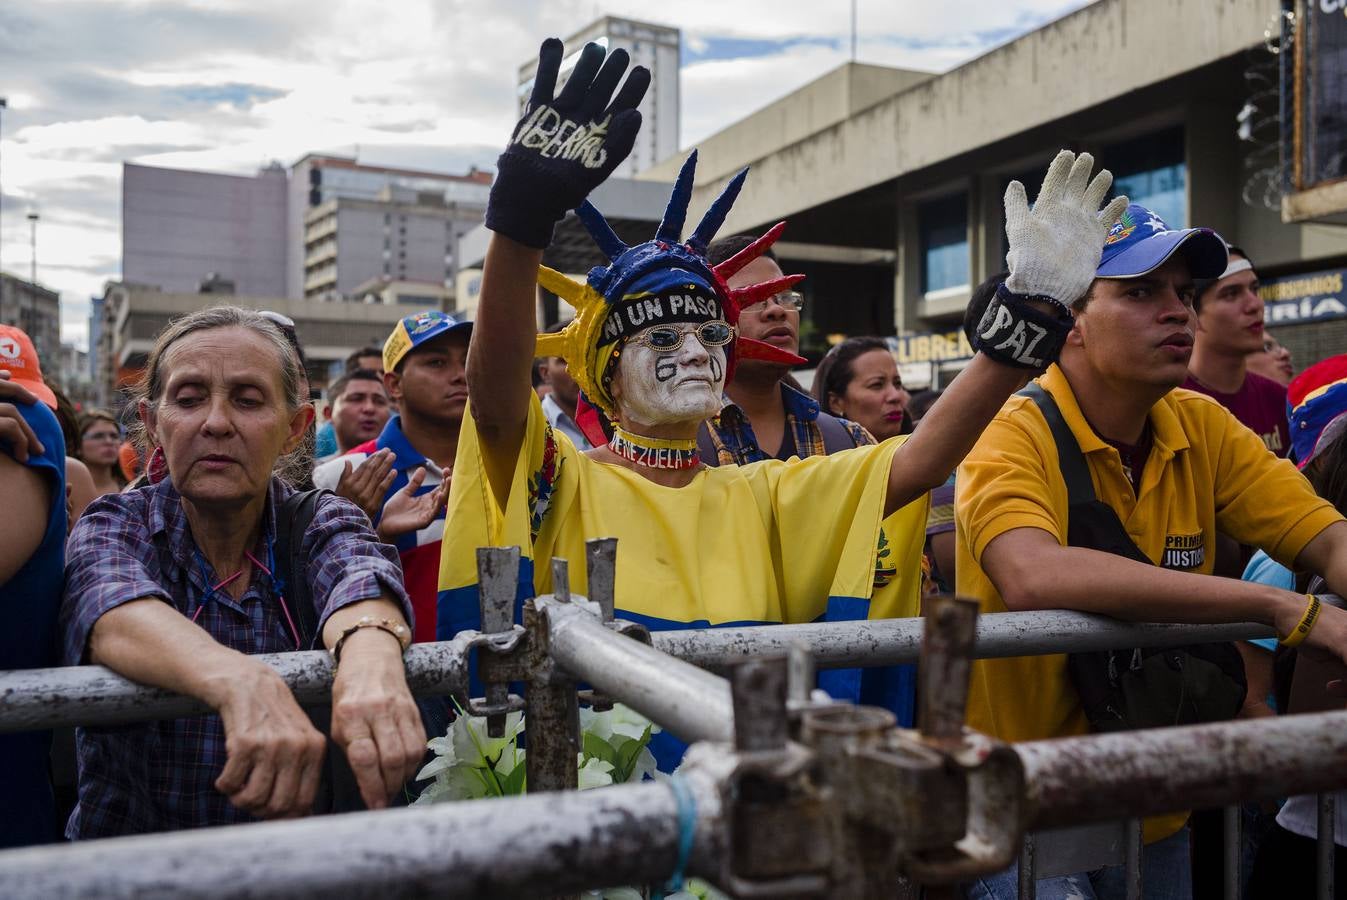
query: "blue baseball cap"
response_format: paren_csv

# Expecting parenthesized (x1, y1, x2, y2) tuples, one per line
(382, 310, 473, 372)
(1096, 204, 1228, 280)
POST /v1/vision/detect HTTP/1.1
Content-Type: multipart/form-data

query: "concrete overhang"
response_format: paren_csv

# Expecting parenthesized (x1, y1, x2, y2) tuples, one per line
(648, 0, 1279, 235)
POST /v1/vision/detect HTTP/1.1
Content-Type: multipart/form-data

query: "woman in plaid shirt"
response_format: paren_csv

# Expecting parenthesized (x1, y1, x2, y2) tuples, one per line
(61, 306, 423, 837)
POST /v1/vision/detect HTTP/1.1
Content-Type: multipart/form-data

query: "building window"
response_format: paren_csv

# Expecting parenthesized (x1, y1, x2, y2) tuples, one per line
(384, 213, 390, 225)
(919, 193, 970, 295)
(1102, 127, 1187, 228)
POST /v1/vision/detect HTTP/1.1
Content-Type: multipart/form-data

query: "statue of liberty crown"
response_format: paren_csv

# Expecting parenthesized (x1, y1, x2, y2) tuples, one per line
(534, 150, 804, 419)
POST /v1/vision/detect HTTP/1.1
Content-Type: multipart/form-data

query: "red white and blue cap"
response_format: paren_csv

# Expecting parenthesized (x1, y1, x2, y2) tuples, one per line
(1096, 204, 1228, 280)
(1289, 354, 1347, 470)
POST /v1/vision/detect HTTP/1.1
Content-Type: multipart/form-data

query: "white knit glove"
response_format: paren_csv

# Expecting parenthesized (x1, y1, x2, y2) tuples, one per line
(1004, 150, 1129, 304)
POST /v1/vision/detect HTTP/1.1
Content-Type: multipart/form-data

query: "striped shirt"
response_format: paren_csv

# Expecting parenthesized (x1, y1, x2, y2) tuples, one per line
(699, 381, 874, 466)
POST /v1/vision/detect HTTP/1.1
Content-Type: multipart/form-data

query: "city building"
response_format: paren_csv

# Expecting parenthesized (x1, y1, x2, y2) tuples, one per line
(122, 154, 491, 304)
(302, 183, 484, 301)
(517, 16, 680, 176)
(288, 154, 490, 301)
(637, 0, 1347, 387)
(122, 162, 289, 297)
(57, 343, 93, 406)
(96, 282, 412, 406)
(0, 272, 61, 374)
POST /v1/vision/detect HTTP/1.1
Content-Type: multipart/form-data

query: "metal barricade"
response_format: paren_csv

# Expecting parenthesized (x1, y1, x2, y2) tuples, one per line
(0, 539, 1341, 899)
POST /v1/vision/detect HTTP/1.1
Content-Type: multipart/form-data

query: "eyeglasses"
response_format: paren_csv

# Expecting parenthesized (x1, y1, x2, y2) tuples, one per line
(630, 322, 737, 352)
(743, 290, 805, 313)
(259, 310, 296, 330)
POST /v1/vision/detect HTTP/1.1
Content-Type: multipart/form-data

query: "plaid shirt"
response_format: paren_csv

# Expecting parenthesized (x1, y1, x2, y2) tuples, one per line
(701, 382, 874, 466)
(60, 477, 410, 839)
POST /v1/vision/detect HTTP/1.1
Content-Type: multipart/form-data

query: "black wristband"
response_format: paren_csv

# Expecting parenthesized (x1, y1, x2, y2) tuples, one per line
(973, 284, 1074, 370)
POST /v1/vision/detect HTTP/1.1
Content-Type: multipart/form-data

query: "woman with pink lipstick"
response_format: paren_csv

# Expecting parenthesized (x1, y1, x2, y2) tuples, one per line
(814, 336, 913, 441)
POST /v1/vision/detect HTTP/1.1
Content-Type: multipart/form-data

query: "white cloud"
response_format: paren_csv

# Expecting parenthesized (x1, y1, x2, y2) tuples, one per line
(0, 0, 1094, 350)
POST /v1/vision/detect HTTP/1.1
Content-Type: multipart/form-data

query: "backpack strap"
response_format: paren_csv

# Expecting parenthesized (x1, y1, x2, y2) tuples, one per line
(1017, 382, 1096, 506)
(274, 488, 329, 650)
(816, 409, 862, 454)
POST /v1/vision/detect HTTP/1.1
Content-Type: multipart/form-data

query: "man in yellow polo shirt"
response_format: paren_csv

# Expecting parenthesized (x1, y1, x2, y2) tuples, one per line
(957, 205, 1347, 900)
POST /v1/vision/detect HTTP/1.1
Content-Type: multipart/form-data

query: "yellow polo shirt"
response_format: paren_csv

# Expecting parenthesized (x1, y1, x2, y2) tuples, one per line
(956, 365, 1341, 841)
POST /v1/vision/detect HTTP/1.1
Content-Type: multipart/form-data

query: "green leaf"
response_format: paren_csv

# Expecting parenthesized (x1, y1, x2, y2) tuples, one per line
(583, 732, 621, 769)
(613, 725, 654, 782)
(500, 761, 528, 795)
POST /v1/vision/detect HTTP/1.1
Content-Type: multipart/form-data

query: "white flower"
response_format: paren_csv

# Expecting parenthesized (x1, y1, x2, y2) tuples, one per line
(577, 755, 615, 790)
(451, 710, 524, 767)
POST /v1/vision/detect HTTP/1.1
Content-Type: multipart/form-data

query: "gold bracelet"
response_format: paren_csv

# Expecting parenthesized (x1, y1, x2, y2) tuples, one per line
(332, 616, 411, 667)
(1279, 594, 1322, 648)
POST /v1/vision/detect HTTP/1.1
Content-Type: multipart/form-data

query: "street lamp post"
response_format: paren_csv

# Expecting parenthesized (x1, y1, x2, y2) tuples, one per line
(26, 211, 37, 343)
(0, 96, 7, 323)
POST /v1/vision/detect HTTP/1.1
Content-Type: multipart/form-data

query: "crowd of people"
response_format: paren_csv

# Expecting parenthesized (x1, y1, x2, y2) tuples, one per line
(2, 36, 1346, 900)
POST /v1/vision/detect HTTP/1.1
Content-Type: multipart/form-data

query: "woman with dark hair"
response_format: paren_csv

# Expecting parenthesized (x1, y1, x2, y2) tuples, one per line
(813, 336, 911, 441)
(76, 409, 126, 497)
(1244, 353, 1347, 897)
(61, 305, 423, 837)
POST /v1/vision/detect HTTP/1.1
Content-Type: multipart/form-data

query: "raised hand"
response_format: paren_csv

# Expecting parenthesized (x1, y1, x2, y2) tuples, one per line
(973, 151, 1129, 370)
(333, 449, 396, 522)
(485, 38, 652, 249)
(375, 466, 448, 541)
(0, 371, 45, 463)
(1004, 149, 1129, 305)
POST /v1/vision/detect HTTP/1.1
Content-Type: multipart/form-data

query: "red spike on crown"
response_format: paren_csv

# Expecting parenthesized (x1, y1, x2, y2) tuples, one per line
(713, 221, 788, 281)
(728, 274, 807, 314)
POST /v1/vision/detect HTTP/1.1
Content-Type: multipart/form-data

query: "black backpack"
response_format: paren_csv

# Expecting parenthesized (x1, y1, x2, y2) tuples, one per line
(274, 489, 367, 813)
(1020, 384, 1247, 733)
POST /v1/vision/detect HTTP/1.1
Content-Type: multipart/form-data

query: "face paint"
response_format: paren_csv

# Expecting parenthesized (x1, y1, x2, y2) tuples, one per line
(614, 327, 726, 427)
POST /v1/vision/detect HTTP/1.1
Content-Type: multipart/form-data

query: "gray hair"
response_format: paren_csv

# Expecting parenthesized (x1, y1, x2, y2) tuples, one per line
(131, 305, 310, 483)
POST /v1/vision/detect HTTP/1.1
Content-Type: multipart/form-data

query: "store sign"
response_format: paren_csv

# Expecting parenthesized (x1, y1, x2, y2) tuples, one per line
(1260, 268, 1347, 326)
(887, 330, 975, 365)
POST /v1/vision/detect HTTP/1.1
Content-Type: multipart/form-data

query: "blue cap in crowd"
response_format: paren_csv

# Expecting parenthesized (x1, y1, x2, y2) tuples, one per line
(1096, 204, 1228, 280)
(382, 310, 473, 373)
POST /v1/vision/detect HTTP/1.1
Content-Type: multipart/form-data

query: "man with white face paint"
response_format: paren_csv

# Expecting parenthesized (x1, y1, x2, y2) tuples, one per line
(440, 38, 1127, 765)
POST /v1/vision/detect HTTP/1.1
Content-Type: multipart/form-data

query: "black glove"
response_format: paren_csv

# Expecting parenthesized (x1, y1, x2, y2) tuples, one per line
(486, 38, 651, 249)
(973, 283, 1074, 370)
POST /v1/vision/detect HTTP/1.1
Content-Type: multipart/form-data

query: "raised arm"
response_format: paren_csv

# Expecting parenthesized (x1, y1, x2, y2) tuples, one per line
(469, 39, 649, 502)
(884, 151, 1128, 515)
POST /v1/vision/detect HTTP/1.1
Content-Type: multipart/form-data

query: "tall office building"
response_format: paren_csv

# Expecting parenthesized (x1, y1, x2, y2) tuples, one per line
(287, 154, 491, 301)
(517, 16, 680, 177)
(122, 162, 289, 297)
(122, 155, 490, 305)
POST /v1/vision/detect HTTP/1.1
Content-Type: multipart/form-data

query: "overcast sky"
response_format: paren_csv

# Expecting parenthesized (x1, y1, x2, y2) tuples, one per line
(0, 0, 1091, 350)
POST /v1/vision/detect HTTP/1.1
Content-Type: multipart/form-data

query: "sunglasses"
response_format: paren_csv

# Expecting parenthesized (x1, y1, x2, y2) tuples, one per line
(743, 290, 805, 313)
(630, 322, 736, 353)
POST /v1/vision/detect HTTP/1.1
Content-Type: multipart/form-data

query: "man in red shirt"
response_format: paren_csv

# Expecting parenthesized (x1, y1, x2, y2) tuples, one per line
(1182, 244, 1289, 457)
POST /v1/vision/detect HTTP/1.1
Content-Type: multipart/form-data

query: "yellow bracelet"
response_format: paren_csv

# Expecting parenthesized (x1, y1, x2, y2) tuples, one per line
(1280, 594, 1322, 648)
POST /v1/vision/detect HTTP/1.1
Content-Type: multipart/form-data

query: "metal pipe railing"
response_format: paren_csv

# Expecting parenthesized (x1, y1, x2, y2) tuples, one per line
(0, 776, 723, 900)
(1018, 710, 1347, 830)
(650, 612, 1274, 670)
(0, 636, 473, 735)
(543, 597, 735, 744)
(0, 613, 1274, 734)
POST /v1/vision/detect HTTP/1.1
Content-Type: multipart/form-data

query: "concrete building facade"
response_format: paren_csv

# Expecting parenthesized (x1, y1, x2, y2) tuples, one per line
(639, 0, 1347, 385)
(96, 282, 413, 406)
(288, 155, 490, 301)
(0, 272, 61, 375)
(518, 16, 680, 177)
(122, 162, 289, 297)
(303, 184, 484, 302)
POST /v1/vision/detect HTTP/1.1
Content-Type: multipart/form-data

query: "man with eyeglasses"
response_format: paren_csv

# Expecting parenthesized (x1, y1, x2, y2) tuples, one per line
(698, 235, 872, 465)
